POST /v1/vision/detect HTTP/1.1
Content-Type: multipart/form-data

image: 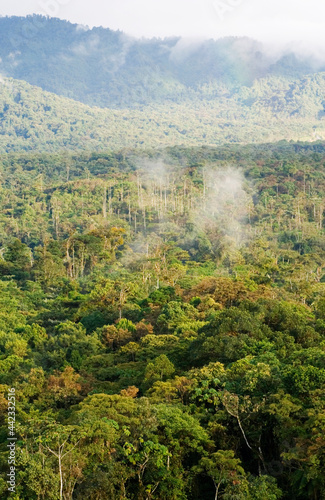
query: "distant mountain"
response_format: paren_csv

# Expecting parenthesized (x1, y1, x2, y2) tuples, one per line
(1, 75, 325, 153)
(0, 16, 324, 108)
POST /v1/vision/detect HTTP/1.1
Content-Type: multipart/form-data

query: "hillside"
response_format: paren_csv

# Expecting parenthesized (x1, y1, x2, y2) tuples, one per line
(0, 75, 325, 153)
(1, 15, 325, 154)
(0, 15, 324, 108)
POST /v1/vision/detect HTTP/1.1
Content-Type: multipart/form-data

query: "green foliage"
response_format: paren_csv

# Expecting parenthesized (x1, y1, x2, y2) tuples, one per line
(2, 141, 325, 498)
(1, 71, 325, 152)
(145, 355, 175, 382)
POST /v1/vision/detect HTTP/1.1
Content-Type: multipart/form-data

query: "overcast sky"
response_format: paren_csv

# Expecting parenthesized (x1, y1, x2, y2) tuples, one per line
(1, 0, 325, 49)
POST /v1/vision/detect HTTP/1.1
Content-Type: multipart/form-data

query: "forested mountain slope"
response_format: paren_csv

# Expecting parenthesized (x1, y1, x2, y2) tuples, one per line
(0, 75, 325, 153)
(0, 16, 324, 108)
(1, 16, 325, 153)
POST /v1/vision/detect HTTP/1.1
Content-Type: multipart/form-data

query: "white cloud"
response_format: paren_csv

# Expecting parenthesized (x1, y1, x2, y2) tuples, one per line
(1, 0, 325, 50)
(71, 35, 100, 57)
(169, 38, 206, 63)
(75, 24, 90, 32)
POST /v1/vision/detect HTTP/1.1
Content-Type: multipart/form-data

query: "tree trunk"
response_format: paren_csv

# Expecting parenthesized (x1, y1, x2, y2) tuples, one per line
(103, 186, 107, 218)
(59, 452, 63, 500)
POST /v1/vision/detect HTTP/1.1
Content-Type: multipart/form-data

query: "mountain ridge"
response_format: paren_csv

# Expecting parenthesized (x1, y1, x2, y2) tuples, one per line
(1, 15, 324, 109)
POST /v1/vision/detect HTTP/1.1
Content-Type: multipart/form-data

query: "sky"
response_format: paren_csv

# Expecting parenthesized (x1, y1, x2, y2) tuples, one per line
(1, 0, 325, 49)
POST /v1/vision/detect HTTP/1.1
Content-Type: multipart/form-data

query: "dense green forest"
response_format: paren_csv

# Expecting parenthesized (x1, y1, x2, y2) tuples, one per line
(1, 75, 325, 153)
(1, 141, 325, 498)
(2, 15, 325, 499)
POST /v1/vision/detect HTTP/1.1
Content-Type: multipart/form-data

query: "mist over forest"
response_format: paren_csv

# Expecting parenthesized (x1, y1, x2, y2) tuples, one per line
(1, 15, 325, 108)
